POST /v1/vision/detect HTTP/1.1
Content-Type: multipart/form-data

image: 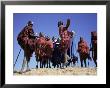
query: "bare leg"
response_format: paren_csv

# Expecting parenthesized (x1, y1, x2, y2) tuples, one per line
(36, 57, 38, 68)
(44, 60, 46, 68)
(62, 63, 65, 68)
(41, 60, 44, 68)
(80, 59, 83, 67)
(36, 60, 38, 68)
(88, 60, 89, 67)
(40, 61, 42, 68)
(84, 59, 87, 67)
(49, 59, 51, 68)
(64, 52, 68, 64)
(26, 61, 30, 71)
(60, 63, 61, 68)
(46, 60, 48, 68)
(63, 51, 68, 68)
(94, 59, 97, 67)
(20, 56, 26, 73)
(71, 62, 73, 67)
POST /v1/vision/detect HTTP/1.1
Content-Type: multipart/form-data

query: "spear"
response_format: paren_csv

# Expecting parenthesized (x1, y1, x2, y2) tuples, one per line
(13, 48, 22, 69)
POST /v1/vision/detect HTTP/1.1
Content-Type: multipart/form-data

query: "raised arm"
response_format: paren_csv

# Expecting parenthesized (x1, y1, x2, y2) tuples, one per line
(66, 19, 70, 28)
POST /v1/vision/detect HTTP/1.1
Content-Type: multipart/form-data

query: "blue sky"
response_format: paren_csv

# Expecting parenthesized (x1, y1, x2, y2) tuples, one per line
(13, 13, 97, 71)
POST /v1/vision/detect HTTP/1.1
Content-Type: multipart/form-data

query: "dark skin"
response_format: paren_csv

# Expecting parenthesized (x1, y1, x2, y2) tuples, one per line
(80, 37, 83, 42)
(58, 19, 70, 29)
(27, 24, 37, 39)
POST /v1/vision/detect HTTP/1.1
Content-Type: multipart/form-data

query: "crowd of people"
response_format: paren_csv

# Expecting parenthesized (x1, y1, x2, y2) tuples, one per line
(16, 19, 97, 73)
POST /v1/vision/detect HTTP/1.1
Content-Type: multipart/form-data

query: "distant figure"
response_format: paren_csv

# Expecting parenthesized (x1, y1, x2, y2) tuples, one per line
(77, 37, 91, 67)
(17, 21, 35, 73)
(58, 19, 74, 68)
(90, 31, 97, 67)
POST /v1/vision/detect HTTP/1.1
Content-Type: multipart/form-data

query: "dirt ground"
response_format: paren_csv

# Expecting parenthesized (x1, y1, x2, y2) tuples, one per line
(14, 67, 97, 75)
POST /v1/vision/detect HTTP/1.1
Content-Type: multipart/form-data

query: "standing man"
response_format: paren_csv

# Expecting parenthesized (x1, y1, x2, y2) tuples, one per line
(17, 21, 35, 73)
(77, 37, 90, 67)
(78, 37, 89, 54)
(58, 19, 74, 67)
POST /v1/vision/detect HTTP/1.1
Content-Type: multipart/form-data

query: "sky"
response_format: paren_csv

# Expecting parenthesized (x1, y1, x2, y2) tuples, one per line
(13, 13, 97, 71)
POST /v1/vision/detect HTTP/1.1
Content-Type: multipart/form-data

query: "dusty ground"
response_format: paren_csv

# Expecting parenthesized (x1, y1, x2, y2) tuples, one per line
(14, 67, 97, 75)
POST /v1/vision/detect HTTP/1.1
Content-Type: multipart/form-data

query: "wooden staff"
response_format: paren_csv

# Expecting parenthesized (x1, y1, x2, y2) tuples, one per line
(13, 49, 22, 69)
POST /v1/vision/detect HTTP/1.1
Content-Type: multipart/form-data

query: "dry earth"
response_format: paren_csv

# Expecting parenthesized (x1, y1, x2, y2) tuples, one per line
(14, 67, 97, 75)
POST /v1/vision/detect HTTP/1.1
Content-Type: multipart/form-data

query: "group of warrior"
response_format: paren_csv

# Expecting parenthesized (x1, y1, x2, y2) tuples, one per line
(16, 19, 97, 73)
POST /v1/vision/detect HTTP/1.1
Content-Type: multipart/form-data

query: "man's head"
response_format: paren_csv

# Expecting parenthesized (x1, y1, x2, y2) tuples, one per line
(58, 21, 63, 27)
(52, 36, 55, 41)
(70, 30, 75, 38)
(39, 32, 44, 37)
(91, 31, 97, 37)
(57, 38, 60, 43)
(80, 37, 83, 42)
(46, 36, 50, 40)
(27, 21, 33, 27)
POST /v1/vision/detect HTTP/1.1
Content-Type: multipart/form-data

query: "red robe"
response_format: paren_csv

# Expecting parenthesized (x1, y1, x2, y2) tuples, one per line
(17, 25, 35, 57)
(59, 26, 73, 52)
(78, 40, 89, 54)
(35, 37, 53, 60)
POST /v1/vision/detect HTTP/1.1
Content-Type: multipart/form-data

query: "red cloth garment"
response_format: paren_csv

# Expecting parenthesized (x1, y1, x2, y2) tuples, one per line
(78, 40, 89, 54)
(35, 36, 46, 56)
(45, 39, 53, 57)
(36, 37, 45, 46)
(45, 39, 53, 49)
(59, 26, 73, 52)
(17, 25, 35, 57)
(35, 37, 53, 60)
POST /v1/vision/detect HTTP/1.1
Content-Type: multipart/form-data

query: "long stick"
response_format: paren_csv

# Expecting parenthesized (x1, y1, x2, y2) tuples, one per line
(14, 49, 22, 68)
(71, 40, 73, 57)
